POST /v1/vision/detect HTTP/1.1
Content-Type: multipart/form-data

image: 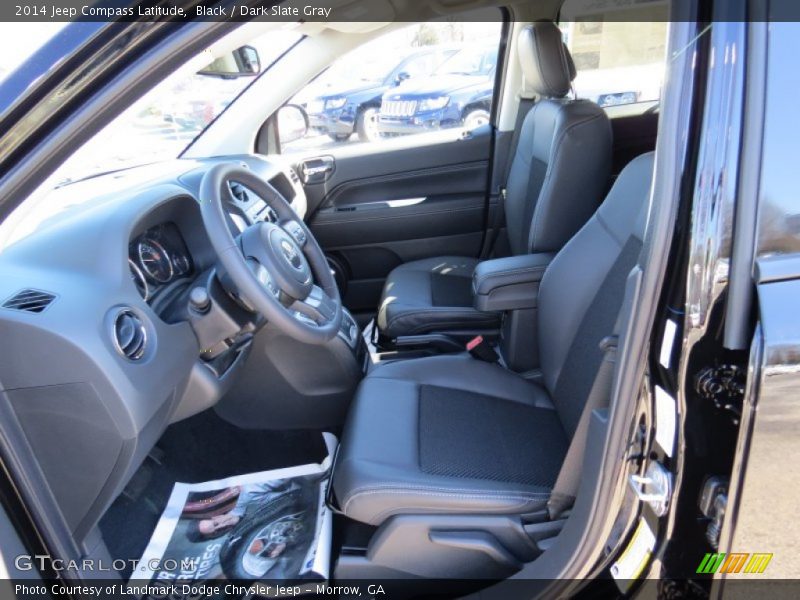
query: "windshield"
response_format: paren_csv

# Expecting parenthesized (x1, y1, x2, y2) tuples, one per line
(49, 30, 301, 186)
(0, 23, 67, 86)
(436, 46, 496, 77)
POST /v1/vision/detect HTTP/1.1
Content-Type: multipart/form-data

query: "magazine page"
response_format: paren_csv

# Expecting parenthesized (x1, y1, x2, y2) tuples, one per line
(129, 434, 337, 596)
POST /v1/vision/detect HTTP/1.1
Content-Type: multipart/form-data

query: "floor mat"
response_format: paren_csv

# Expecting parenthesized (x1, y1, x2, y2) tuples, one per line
(99, 409, 328, 579)
(131, 434, 336, 587)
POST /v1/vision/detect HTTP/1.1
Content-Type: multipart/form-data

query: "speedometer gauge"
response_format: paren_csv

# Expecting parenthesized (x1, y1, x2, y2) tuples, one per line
(138, 239, 174, 283)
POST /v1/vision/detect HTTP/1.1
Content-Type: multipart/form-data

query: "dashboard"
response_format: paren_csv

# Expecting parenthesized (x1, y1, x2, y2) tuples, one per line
(0, 154, 307, 540)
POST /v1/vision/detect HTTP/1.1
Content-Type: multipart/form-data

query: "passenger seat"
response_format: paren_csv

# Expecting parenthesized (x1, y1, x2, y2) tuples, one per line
(376, 21, 612, 341)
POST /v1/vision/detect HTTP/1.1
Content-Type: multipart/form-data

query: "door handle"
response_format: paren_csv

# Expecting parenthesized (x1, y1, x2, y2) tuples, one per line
(299, 156, 335, 184)
(303, 165, 331, 177)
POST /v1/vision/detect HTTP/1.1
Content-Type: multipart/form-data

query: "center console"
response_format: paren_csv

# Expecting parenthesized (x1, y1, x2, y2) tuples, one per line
(369, 253, 556, 371)
(472, 253, 555, 372)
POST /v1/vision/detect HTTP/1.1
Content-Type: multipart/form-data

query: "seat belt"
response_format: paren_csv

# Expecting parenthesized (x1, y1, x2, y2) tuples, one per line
(547, 334, 618, 520)
(485, 96, 536, 256)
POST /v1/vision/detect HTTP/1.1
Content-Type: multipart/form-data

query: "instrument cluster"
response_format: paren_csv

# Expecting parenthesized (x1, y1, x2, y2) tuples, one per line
(128, 222, 193, 301)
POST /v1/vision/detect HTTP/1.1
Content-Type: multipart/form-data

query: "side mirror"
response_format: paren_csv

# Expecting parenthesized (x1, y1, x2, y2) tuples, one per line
(278, 104, 309, 145)
(395, 71, 411, 85)
(198, 45, 261, 79)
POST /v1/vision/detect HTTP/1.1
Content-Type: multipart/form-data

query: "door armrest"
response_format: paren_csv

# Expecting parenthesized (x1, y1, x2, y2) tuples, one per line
(473, 253, 555, 311)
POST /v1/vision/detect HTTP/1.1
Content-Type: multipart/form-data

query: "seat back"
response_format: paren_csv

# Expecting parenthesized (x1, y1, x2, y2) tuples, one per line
(505, 22, 612, 256)
(537, 152, 655, 438)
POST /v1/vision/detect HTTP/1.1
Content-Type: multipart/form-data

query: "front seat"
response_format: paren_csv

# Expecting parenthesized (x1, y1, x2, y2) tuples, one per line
(333, 152, 654, 528)
(376, 21, 612, 341)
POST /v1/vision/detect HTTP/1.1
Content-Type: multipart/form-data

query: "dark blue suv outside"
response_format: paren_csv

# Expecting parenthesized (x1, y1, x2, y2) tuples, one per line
(304, 47, 457, 143)
(377, 44, 498, 136)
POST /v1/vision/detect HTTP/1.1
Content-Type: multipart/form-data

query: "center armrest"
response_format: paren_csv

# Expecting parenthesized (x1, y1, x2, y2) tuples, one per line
(472, 253, 555, 312)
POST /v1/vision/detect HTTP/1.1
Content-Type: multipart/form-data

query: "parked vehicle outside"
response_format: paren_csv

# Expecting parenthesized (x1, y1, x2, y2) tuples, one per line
(301, 47, 457, 142)
(573, 62, 663, 106)
(377, 44, 498, 135)
(561, 17, 667, 107)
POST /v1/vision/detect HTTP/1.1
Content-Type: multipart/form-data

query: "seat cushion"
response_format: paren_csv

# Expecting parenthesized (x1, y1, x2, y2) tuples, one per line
(376, 256, 501, 338)
(332, 355, 569, 525)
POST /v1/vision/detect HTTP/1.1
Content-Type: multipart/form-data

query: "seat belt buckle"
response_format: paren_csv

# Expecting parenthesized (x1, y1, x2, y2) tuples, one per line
(466, 335, 499, 363)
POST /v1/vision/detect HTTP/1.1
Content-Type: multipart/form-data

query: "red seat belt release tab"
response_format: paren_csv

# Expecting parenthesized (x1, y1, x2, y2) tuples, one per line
(466, 335, 499, 363)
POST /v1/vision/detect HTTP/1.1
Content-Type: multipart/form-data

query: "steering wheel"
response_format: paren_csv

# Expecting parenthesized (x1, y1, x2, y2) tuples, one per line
(199, 163, 342, 345)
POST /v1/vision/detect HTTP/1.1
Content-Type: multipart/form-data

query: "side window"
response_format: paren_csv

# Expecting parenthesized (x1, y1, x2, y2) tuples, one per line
(560, 0, 669, 107)
(392, 50, 449, 81)
(282, 19, 502, 154)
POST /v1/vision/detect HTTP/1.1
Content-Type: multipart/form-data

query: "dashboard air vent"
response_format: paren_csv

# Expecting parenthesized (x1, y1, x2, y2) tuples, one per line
(113, 309, 147, 361)
(289, 169, 300, 184)
(3, 289, 56, 313)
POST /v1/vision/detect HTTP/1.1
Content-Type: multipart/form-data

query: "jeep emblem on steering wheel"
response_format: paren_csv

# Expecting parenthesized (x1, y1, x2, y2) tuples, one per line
(280, 239, 302, 270)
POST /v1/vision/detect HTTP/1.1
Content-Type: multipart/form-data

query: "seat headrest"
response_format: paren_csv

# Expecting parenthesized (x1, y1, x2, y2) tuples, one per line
(518, 21, 576, 98)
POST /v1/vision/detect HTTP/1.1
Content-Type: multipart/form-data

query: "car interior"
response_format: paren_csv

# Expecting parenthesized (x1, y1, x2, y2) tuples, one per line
(375, 21, 612, 351)
(0, 0, 673, 589)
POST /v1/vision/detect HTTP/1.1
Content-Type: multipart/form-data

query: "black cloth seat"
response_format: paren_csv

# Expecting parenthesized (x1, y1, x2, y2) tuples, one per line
(333, 355, 567, 525)
(377, 21, 612, 340)
(333, 153, 655, 526)
(377, 256, 501, 337)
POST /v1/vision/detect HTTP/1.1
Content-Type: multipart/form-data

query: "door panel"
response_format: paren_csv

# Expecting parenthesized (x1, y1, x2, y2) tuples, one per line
(281, 18, 506, 317)
(312, 193, 485, 247)
(314, 159, 488, 211)
(301, 131, 492, 314)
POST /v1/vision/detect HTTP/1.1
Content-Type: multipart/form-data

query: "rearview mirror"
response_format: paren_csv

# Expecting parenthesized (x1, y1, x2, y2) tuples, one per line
(278, 104, 309, 145)
(395, 71, 411, 85)
(198, 46, 261, 79)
